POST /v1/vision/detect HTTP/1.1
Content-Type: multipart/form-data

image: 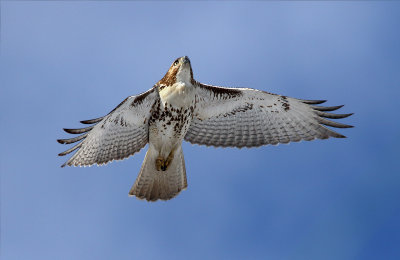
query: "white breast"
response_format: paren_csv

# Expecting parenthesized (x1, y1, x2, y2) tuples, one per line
(159, 82, 194, 108)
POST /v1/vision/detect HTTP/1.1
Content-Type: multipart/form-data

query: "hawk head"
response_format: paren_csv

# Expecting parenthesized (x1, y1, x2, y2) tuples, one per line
(159, 56, 194, 87)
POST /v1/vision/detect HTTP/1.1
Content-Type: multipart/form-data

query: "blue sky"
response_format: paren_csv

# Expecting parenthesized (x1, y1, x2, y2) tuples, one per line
(1, 1, 400, 260)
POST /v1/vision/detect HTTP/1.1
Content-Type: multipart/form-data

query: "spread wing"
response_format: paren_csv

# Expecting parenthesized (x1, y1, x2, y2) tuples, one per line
(184, 82, 353, 148)
(58, 88, 158, 167)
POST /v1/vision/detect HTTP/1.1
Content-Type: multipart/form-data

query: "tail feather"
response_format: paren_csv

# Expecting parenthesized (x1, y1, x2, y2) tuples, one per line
(129, 146, 187, 201)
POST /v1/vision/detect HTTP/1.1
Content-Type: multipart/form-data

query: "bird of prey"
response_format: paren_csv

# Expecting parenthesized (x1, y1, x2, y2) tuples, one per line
(58, 56, 353, 201)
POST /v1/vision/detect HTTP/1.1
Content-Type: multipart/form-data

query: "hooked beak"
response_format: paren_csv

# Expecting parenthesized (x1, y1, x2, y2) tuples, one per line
(182, 56, 190, 65)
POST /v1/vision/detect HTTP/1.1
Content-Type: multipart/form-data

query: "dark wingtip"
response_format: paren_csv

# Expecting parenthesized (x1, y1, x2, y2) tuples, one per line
(63, 128, 75, 134)
(80, 117, 104, 124)
(57, 133, 88, 145)
(301, 99, 327, 104)
(336, 113, 354, 119)
(63, 126, 94, 134)
(317, 117, 354, 129)
(338, 112, 354, 118)
(311, 104, 344, 112)
(316, 111, 354, 119)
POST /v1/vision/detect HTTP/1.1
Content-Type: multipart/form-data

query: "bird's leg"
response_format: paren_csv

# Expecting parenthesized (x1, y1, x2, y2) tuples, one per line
(156, 157, 164, 171)
(164, 149, 175, 170)
(155, 149, 176, 171)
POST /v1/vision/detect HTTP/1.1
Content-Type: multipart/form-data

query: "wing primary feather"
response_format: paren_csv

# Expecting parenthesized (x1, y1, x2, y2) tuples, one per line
(317, 125, 347, 138)
(300, 99, 327, 104)
(311, 105, 344, 111)
(315, 111, 354, 119)
(80, 117, 104, 124)
(57, 132, 89, 144)
(63, 126, 94, 134)
(316, 117, 354, 128)
(58, 142, 83, 157)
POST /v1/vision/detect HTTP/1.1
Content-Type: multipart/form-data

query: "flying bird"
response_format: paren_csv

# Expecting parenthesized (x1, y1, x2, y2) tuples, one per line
(58, 56, 353, 201)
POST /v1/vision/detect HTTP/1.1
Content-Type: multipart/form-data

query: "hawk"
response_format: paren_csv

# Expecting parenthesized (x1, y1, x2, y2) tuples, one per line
(58, 56, 353, 201)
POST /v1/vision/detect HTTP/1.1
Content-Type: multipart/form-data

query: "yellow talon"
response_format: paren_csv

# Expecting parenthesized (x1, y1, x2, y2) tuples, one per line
(155, 150, 175, 172)
(156, 157, 164, 171)
(165, 151, 174, 169)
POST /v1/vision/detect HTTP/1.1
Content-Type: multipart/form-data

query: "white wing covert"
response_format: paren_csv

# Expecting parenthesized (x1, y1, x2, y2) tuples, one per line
(184, 83, 353, 148)
(58, 88, 158, 167)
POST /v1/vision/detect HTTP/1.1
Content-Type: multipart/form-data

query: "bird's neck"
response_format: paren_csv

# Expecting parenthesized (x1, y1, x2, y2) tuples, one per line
(159, 80, 194, 108)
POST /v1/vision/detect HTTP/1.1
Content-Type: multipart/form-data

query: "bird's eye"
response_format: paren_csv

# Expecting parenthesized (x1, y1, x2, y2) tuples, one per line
(174, 60, 179, 66)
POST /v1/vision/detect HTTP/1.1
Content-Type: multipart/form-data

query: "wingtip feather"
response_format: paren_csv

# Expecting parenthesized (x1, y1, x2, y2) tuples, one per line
(80, 117, 104, 124)
(311, 105, 344, 111)
(316, 111, 354, 119)
(301, 99, 327, 104)
(317, 117, 354, 128)
(63, 126, 94, 134)
(58, 142, 82, 156)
